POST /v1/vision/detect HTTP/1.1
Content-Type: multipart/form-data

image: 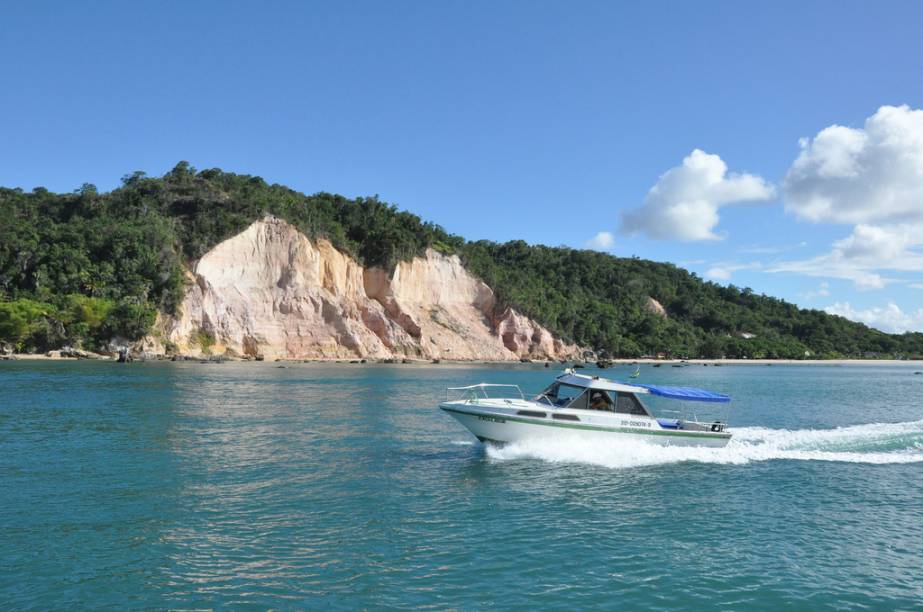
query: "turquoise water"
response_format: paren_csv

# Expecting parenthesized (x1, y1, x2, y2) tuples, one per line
(2, 361, 922, 609)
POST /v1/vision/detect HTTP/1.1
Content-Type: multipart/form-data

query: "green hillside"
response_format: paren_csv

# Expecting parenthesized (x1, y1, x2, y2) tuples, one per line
(2, 162, 921, 358)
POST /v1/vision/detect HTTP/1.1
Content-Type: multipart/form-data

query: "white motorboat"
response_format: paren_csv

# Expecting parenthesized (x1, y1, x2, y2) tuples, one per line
(439, 369, 731, 448)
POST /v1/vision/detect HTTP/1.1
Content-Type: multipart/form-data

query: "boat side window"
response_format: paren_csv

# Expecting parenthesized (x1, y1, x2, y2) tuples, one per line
(615, 392, 649, 416)
(588, 390, 614, 411)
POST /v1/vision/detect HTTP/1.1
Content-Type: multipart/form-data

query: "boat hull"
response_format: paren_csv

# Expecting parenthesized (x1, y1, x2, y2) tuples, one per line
(440, 403, 731, 448)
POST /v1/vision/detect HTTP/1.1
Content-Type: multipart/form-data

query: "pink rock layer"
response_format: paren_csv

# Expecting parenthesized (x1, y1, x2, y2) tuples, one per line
(145, 217, 583, 361)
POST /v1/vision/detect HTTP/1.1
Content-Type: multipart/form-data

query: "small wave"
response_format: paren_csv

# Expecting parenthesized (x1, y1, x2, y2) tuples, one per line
(485, 419, 923, 468)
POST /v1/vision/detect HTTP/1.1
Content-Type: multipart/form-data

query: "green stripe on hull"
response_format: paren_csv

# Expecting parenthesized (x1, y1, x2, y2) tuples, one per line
(441, 406, 731, 440)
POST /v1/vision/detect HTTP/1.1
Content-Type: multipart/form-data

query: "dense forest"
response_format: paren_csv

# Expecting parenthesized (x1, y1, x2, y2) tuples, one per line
(2, 162, 921, 358)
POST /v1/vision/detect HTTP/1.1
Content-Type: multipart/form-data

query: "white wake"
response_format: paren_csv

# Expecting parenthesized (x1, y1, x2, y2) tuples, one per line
(484, 419, 923, 468)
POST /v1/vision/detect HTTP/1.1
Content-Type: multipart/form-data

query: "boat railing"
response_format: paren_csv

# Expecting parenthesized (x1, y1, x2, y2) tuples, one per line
(446, 383, 525, 403)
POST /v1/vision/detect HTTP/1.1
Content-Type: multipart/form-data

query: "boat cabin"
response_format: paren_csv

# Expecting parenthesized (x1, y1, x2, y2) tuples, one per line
(533, 371, 731, 432)
(534, 374, 651, 416)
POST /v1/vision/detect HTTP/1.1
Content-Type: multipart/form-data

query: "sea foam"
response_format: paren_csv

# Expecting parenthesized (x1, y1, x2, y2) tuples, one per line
(484, 419, 923, 468)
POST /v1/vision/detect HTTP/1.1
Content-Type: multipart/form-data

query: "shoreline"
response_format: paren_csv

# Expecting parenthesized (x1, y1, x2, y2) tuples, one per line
(605, 358, 923, 366)
(3, 354, 923, 367)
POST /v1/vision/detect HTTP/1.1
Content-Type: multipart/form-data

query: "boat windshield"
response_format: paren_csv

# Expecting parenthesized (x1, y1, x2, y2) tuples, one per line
(535, 382, 585, 407)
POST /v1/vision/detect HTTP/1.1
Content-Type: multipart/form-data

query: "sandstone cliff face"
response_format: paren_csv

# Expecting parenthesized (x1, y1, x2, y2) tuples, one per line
(147, 217, 581, 361)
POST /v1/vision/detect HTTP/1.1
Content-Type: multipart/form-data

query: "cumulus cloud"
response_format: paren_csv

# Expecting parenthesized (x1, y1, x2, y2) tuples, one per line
(585, 231, 615, 250)
(784, 105, 923, 225)
(824, 302, 923, 334)
(621, 149, 775, 241)
(774, 106, 923, 289)
(831, 224, 915, 261)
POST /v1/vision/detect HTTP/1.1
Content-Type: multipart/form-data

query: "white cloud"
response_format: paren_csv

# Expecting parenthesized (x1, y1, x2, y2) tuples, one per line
(803, 282, 830, 300)
(770, 257, 889, 290)
(585, 231, 615, 250)
(824, 301, 923, 334)
(910, 283, 923, 290)
(769, 222, 923, 289)
(621, 149, 775, 241)
(737, 241, 807, 255)
(705, 261, 762, 282)
(784, 105, 923, 225)
(774, 106, 923, 288)
(831, 224, 915, 261)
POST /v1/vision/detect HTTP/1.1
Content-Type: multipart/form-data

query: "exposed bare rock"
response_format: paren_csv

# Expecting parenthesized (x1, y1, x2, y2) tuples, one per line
(645, 296, 667, 318)
(148, 217, 582, 361)
(494, 307, 576, 360)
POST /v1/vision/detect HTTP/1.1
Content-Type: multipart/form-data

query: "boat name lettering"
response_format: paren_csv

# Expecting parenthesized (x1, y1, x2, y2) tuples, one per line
(478, 415, 506, 423)
(621, 420, 650, 428)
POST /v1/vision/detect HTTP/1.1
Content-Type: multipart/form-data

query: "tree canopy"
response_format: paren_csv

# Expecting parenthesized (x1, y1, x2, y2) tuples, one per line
(1, 162, 920, 358)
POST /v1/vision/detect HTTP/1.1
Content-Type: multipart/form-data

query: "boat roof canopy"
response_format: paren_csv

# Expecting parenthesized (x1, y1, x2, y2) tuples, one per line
(555, 371, 730, 403)
(555, 372, 647, 394)
(630, 383, 730, 403)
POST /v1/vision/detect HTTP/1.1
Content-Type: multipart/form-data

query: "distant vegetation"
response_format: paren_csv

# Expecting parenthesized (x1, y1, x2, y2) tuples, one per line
(462, 242, 923, 359)
(1, 162, 921, 358)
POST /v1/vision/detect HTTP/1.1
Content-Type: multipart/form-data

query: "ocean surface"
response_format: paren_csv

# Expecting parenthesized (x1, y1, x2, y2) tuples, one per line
(2, 361, 922, 609)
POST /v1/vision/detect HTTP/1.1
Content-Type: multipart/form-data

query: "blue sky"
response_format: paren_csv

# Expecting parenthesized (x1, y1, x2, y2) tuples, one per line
(2, 1, 923, 331)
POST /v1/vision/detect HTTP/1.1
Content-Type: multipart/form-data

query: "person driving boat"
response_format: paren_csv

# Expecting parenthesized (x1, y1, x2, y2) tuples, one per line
(589, 390, 611, 411)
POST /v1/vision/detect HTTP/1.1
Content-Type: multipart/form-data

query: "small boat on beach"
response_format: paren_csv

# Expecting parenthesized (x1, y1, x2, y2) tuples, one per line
(439, 369, 732, 448)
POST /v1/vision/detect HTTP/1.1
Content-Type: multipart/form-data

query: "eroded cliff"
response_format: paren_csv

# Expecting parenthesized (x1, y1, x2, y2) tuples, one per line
(146, 217, 581, 361)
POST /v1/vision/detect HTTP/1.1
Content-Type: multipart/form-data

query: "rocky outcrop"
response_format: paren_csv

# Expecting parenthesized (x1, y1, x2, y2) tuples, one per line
(645, 296, 667, 318)
(146, 217, 581, 361)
